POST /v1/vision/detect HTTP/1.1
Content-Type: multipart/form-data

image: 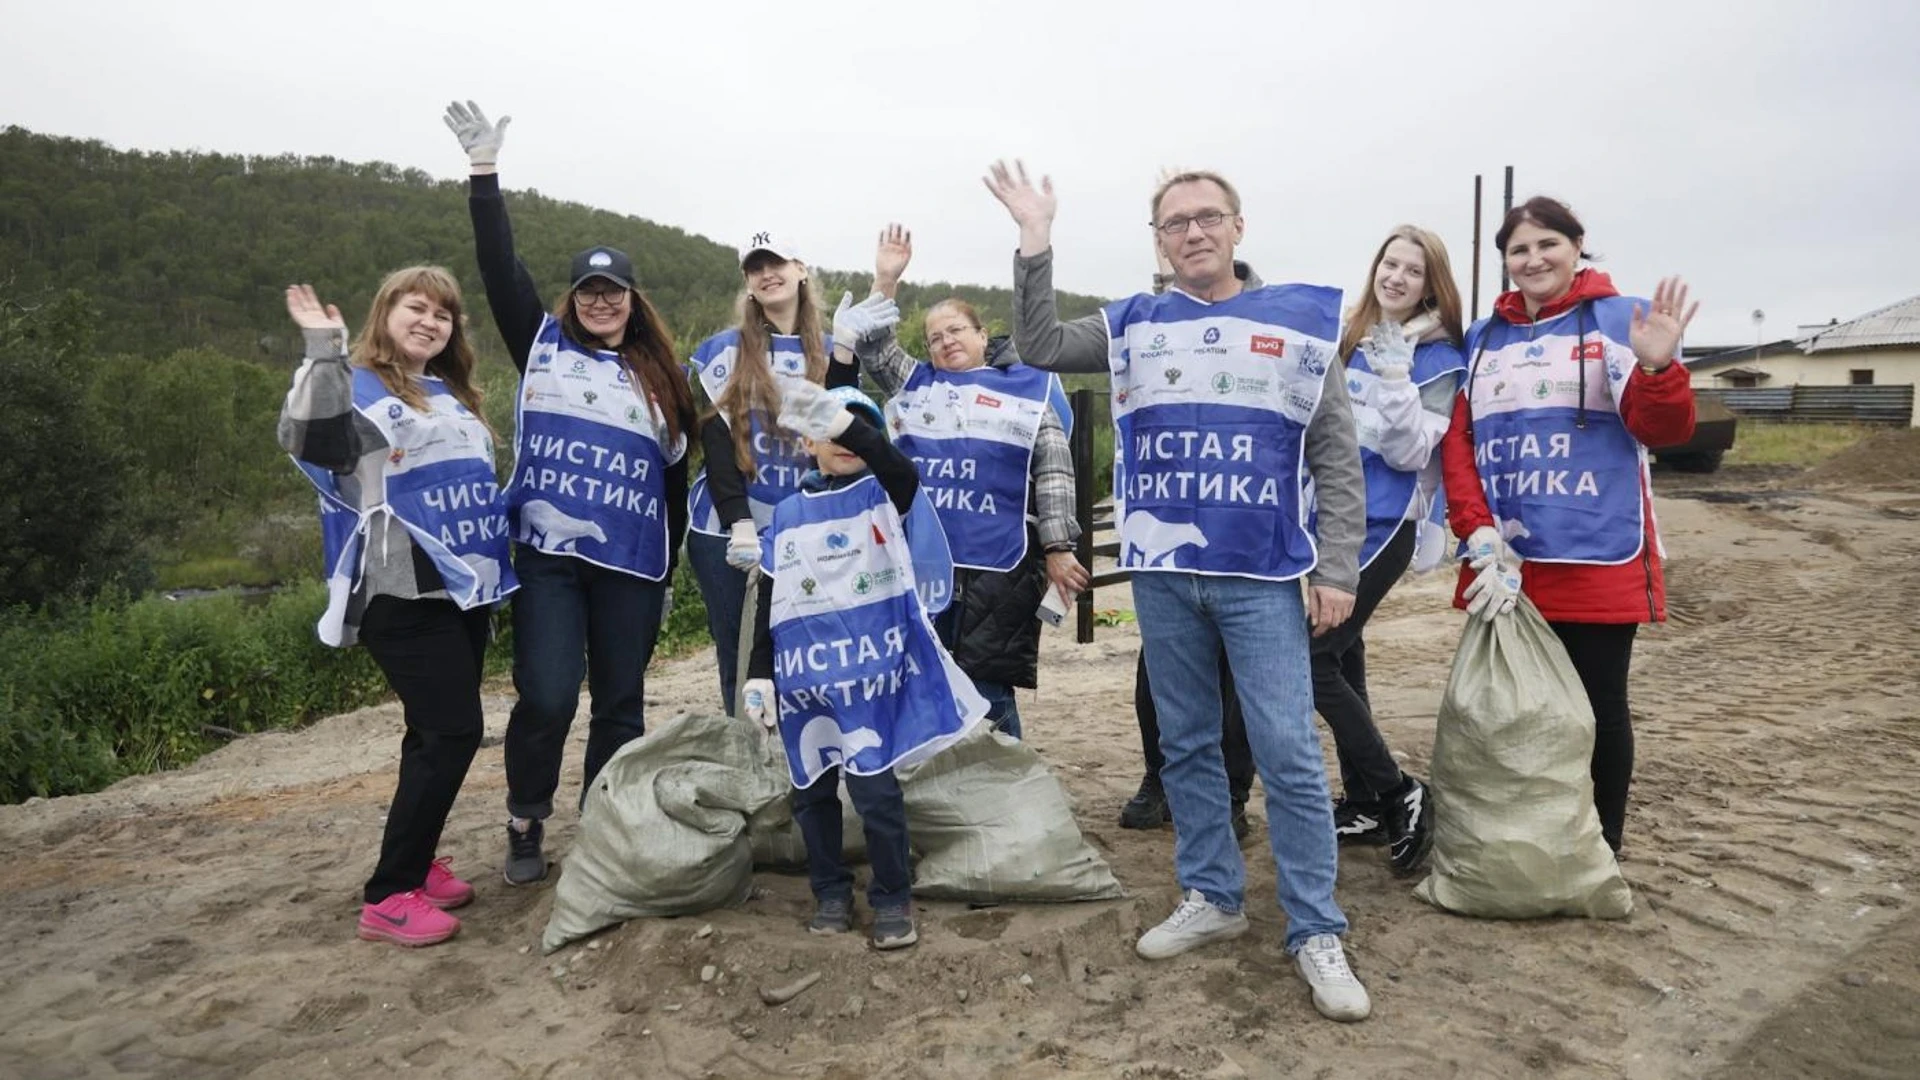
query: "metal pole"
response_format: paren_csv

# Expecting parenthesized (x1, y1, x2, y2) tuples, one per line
(1499, 165, 1514, 293)
(1070, 387, 1096, 644)
(1471, 174, 1483, 321)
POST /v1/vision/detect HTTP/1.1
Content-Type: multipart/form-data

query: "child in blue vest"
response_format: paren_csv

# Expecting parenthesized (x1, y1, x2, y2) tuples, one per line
(742, 382, 986, 949)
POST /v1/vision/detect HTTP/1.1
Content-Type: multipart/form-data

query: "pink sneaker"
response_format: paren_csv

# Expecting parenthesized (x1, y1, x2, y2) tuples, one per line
(358, 890, 460, 947)
(422, 857, 474, 910)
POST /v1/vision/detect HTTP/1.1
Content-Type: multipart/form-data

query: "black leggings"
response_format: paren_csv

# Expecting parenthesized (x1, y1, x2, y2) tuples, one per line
(358, 596, 492, 903)
(1310, 520, 1416, 803)
(1548, 621, 1638, 852)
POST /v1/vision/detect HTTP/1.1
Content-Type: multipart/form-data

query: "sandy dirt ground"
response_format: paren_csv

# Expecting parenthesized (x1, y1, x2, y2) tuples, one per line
(5, 455, 1920, 1080)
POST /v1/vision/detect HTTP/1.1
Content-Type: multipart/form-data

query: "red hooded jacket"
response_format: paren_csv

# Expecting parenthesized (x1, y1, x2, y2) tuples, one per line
(1439, 270, 1696, 623)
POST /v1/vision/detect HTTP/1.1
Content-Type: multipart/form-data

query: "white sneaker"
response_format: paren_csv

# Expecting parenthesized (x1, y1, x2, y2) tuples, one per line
(1293, 933, 1371, 1021)
(1136, 889, 1249, 960)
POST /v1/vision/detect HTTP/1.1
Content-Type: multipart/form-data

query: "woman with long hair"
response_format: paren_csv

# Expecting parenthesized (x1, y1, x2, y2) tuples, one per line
(279, 266, 517, 946)
(445, 101, 696, 886)
(1318, 226, 1468, 875)
(1440, 195, 1698, 853)
(684, 231, 896, 714)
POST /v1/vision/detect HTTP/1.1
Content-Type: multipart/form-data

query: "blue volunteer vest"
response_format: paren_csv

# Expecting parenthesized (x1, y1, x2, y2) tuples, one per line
(760, 476, 986, 789)
(293, 367, 518, 647)
(507, 316, 685, 581)
(1344, 339, 1467, 567)
(1464, 297, 1649, 565)
(1105, 284, 1341, 581)
(686, 328, 826, 535)
(884, 363, 1062, 572)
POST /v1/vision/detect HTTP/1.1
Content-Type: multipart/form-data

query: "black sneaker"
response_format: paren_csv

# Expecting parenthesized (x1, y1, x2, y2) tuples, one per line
(504, 819, 548, 886)
(1230, 799, 1252, 844)
(1383, 777, 1434, 875)
(1120, 776, 1172, 830)
(808, 895, 853, 935)
(871, 903, 918, 950)
(1333, 798, 1386, 846)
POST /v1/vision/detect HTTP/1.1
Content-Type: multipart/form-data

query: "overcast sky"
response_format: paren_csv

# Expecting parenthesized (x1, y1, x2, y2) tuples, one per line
(4, 0, 1914, 346)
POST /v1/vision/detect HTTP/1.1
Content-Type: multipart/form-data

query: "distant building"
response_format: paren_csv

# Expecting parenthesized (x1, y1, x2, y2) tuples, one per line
(1684, 295, 1920, 426)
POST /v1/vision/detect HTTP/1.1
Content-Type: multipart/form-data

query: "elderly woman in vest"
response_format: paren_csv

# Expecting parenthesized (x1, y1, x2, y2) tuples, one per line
(829, 224, 1085, 738)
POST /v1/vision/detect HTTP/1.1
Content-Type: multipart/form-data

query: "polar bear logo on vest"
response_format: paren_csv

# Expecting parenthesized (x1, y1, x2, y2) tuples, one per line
(458, 552, 504, 602)
(519, 499, 608, 552)
(796, 714, 884, 781)
(1121, 510, 1210, 567)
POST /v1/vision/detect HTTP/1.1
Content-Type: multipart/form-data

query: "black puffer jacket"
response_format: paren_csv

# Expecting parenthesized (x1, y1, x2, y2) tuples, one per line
(945, 535, 1048, 689)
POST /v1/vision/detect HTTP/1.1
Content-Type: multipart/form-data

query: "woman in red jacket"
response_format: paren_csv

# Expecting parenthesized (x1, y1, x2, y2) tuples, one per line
(1439, 195, 1697, 853)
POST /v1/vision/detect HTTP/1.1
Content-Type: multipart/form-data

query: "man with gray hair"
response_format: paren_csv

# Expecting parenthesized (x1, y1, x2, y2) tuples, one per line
(984, 161, 1371, 1023)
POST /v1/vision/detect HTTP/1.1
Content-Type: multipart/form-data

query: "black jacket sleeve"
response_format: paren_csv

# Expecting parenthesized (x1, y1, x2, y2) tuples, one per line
(700, 414, 753, 529)
(467, 173, 547, 372)
(665, 455, 689, 577)
(824, 353, 860, 390)
(836, 414, 918, 516)
(747, 571, 775, 680)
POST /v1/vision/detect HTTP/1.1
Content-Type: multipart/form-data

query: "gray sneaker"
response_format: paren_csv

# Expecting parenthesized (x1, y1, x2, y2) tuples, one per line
(871, 904, 918, 950)
(1136, 889, 1249, 960)
(808, 895, 853, 935)
(1294, 933, 1371, 1022)
(504, 820, 548, 886)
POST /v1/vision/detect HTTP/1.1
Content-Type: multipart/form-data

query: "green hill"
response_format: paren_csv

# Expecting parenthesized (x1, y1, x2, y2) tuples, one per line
(0, 125, 1106, 368)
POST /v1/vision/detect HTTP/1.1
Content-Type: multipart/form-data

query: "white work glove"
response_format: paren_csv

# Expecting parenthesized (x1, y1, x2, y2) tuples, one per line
(831, 291, 900, 348)
(1362, 318, 1417, 383)
(725, 520, 759, 571)
(1461, 525, 1523, 621)
(777, 380, 853, 442)
(1463, 525, 1513, 572)
(742, 678, 776, 731)
(443, 100, 510, 167)
(1463, 555, 1522, 621)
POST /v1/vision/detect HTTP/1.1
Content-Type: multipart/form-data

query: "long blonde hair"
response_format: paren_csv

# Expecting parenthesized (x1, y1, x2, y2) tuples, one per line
(714, 273, 828, 472)
(1336, 226, 1465, 362)
(352, 266, 494, 440)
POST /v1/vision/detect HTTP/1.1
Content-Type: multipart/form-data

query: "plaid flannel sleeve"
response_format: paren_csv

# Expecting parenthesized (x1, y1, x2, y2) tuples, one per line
(1030, 404, 1079, 550)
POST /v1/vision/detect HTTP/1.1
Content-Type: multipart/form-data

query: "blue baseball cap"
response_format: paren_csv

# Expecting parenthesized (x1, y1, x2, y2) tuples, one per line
(828, 385, 886, 434)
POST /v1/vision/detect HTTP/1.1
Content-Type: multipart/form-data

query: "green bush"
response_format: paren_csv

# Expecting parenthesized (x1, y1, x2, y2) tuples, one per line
(0, 583, 389, 802)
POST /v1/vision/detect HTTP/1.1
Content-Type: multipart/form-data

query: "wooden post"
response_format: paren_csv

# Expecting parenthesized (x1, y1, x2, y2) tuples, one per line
(1071, 387, 1097, 644)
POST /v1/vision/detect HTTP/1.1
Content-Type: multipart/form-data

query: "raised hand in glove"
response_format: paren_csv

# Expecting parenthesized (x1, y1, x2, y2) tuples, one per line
(832, 291, 900, 349)
(725, 520, 760, 571)
(443, 100, 510, 168)
(742, 678, 777, 730)
(1362, 319, 1417, 383)
(777, 380, 853, 442)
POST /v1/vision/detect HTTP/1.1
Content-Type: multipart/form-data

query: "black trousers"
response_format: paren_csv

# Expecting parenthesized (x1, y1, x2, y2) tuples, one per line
(1311, 520, 1416, 805)
(1135, 650, 1254, 804)
(1548, 620, 1638, 852)
(358, 596, 492, 904)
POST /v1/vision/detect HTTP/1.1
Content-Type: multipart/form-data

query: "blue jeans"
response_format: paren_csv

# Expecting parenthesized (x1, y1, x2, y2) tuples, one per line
(975, 679, 1022, 739)
(1132, 571, 1347, 951)
(686, 530, 748, 715)
(790, 766, 913, 909)
(503, 544, 666, 820)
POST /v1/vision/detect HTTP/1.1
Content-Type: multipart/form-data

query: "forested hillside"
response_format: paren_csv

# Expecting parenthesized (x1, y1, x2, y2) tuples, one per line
(0, 125, 1105, 368)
